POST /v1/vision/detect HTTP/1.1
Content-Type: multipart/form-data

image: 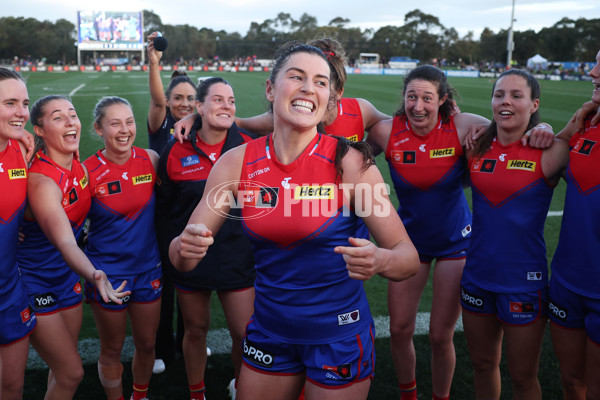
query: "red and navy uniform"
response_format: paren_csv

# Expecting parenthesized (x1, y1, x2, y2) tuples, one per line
(324, 98, 365, 142)
(18, 151, 91, 312)
(155, 123, 256, 290)
(83, 147, 160, 277)
(549, 122, 600, 341)
(0, 140, 36, 344)
(463, 138, 554, 293)
(148, 113, 177, 155)
(385, 114, 471, 258)
(239, 133, 372, 344)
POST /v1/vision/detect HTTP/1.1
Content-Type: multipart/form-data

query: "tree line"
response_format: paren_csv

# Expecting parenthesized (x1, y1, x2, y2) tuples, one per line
(0, 9, 598, 68)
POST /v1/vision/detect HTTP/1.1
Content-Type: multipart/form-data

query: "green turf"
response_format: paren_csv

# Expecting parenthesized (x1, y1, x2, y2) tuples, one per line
(20, 70, 587, 399)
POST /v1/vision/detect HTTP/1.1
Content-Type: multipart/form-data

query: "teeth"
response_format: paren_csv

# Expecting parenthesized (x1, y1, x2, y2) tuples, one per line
(64, 130, 77, 136)
(9, 121, 23, 127)
(292, 100, 314, 112)
(500, 111, 513, 115)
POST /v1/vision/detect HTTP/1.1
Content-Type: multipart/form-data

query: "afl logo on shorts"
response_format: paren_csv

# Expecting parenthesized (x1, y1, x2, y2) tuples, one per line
(73, 282, 82, 294)
(21, 305, 34, 323)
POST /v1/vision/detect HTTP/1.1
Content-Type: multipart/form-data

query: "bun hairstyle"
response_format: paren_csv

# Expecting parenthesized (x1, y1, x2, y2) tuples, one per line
(307, 38, 348, 96)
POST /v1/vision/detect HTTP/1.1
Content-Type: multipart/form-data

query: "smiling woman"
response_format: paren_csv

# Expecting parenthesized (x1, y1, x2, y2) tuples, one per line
(154, 76, 257, 399)
(168, 41, 419, 400)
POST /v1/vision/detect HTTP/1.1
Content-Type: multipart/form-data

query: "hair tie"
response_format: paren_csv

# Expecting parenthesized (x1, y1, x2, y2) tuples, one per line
(325, 51, 335, 60)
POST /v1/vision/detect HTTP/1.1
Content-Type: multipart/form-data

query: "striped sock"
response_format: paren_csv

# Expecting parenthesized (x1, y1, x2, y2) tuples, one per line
(399, 379, 417, 400)
(132, 382, 149, 400)
(190, 381, 206, 400)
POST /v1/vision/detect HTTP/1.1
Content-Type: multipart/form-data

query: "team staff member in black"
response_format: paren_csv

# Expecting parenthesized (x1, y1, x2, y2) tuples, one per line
(155, 77, 256, 399)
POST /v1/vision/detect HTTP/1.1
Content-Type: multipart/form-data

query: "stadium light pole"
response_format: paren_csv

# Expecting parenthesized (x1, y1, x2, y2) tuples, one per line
(506, 0, 516, 69)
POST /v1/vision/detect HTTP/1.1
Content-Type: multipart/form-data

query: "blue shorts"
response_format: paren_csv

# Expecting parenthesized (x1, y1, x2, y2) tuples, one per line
(28, 277, 83, 316)
(85, 265, 162, 311)
(242, 318, 375, 388)
(0, 289, 37, 345)
(549, 276, 600, 345)
(420, 249, 467, 264)
(460, 279, 547, 326)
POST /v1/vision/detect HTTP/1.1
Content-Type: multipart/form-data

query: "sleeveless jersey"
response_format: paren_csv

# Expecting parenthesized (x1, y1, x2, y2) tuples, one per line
(83, 147, 160, 277)
(464, 138, 554, 292)
(385, 115, 471, 256)
(551, 122, 600, 299)
(0, 140, 29, 306)
(18, 151, 91, 288)
(239, 133, 372, 344)
(324, 98, 365, 142)
(148, 113, 177, 155)
(155, 124, 256, 290)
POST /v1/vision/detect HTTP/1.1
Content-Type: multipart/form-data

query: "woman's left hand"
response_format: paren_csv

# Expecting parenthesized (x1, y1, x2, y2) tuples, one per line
(335, 237, 379, 281)
(522, 123, 555, 148)
(93, 270, 130, 304)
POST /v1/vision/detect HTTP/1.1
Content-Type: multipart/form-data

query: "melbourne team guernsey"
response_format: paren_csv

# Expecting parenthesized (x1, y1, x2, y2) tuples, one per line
(0, 140, 30, 308)
(551, 122, 600, 298)
(464, 138, 554, 292)
(239, 133, 372, 344)
(385, 114, 471, 256)
(83, 147, 160, 277)
(18, 151, 91, 288)
(324, 97, 365, 142)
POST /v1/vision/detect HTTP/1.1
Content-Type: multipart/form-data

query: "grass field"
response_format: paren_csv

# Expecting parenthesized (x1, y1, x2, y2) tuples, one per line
(20, 70, 592, 399)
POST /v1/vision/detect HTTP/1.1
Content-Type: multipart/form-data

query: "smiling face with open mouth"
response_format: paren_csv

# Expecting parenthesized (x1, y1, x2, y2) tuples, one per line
(34, 98, 81, 157)
(95, 102, 136, 158)
(492, 74, 539, 136)
(0, 78, 29, 145)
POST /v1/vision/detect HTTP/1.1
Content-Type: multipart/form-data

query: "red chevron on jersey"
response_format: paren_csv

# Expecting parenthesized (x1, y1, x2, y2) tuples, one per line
(569, 129, 600, 194)
(240, 134, 345, 248)
(324, 98, 365, 142)
(0, 140, 27, 223)
(84, 148, 155, 221)
(385, 115, 463, 190)
(469, 138, 546, 207)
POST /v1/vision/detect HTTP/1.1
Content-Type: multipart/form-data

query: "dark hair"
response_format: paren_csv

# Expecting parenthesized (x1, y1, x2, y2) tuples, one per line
(395, 65, 457, 123)
(474, 68, 541, 156)
(0, 67, 25, 84)
(333, 137, 375, 179)
(30, 94, 71, 154)
(307, 37, 348, 95)
(93, 96, 132, 127)
(171, 70, 187, 79)
(269, 41, 329, 85)
(196, 77, 231, 102)
(165, 74, 195, 100)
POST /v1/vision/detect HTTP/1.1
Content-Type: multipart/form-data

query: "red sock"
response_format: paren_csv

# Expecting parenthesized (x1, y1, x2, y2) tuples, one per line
(190, 381, 206, 400)
(131, 382, 149, 400)
(432, 394, 449, 400)
(399, 379, 417, 400)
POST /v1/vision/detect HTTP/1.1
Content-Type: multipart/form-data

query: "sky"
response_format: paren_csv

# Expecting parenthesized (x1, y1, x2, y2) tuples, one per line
(5, 0, 600, 38)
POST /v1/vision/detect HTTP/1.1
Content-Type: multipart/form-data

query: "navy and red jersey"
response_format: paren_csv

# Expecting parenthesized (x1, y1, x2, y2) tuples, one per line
(551, 121, 600, 299)
(464, 138, 554, 292)
(239, 133, 372, 344)
(385, 114, 471, 257)
(324, 98, 365, 142)
(18, 150, 91, 288)
(0, 140, 28, 304)
(155, 123, 256, 290)
(148, 113, 177, 155)
(83, 147, 160, 278)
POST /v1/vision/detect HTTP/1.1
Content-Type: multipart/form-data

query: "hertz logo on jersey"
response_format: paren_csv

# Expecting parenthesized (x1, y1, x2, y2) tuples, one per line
(133, 174, 153, 185)
(8, 168, 27, 179)
(430, 148, 455, 158)
(346, 134, 359, 142)
(80, 174, 88, 189)
(294, 185, 335, 200)
(507, 160, 536, 172)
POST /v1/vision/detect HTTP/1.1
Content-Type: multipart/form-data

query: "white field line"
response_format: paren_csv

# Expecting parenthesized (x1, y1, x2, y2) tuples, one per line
(69, 83, 86, 97)
(27, 312, 457, 369)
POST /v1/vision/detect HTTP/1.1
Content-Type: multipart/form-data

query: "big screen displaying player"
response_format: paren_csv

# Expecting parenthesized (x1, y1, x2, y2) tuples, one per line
(78, 10, 143, 50)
